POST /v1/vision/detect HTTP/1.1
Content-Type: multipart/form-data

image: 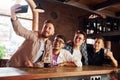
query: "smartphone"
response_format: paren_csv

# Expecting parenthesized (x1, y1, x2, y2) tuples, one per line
(16, 5, 28, 13)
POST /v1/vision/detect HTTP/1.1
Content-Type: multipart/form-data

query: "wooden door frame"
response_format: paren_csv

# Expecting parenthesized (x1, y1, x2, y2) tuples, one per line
(26, 0, 44, 31)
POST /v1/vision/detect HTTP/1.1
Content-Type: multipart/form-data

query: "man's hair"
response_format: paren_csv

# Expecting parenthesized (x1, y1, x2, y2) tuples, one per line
(44, 20, 54, 24)
(75, 30, 87, 41)
(55, 34, 67, 44)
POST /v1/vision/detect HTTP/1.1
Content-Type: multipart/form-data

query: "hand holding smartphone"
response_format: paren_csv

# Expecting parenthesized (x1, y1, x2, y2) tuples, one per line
(15, 5, 28, 13)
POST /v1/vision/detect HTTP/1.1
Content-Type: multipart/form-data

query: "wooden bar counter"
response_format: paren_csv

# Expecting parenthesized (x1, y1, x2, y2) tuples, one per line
(0, 66, 119, 80)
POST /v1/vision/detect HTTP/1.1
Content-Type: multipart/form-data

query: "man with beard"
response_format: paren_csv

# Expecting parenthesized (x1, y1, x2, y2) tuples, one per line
(7, 4, 55, 67)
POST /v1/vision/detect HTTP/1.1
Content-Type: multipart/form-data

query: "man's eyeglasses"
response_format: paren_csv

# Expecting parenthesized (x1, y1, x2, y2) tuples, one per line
(54, 39, 65, 44)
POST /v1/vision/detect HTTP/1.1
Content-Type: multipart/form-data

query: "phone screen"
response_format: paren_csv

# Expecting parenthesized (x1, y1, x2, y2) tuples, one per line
(16, 5, 28, 13)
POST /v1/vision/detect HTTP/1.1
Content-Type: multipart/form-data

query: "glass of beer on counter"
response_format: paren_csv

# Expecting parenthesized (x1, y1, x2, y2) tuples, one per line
(44, 56, 51, 68)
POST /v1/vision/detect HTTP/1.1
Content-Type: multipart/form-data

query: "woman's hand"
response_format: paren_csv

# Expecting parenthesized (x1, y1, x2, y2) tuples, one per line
(105, 51, 113, 58)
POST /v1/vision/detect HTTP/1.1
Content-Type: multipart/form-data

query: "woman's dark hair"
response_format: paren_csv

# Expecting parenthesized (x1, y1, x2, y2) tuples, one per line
(94, 36, 104, 41)
(94, 36, 104, 45)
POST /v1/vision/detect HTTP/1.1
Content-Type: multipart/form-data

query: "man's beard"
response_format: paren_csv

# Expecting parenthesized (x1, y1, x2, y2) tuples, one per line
(41, 34, 52, 38)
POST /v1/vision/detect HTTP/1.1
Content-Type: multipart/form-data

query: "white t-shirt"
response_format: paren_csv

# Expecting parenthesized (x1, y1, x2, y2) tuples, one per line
(72, 49, 82, 67)
(33, 42, 45, 63)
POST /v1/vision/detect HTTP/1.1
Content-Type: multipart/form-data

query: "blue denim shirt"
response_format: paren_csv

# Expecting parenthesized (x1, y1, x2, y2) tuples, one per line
(64, 42, 88, 65)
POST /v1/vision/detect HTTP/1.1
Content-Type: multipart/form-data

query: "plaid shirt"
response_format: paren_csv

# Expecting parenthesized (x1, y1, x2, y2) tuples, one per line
(65, 42, 88, 65)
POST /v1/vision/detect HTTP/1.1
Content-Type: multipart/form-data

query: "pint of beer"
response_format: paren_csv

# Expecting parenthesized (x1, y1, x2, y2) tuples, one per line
(44, 57, 51, 68)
